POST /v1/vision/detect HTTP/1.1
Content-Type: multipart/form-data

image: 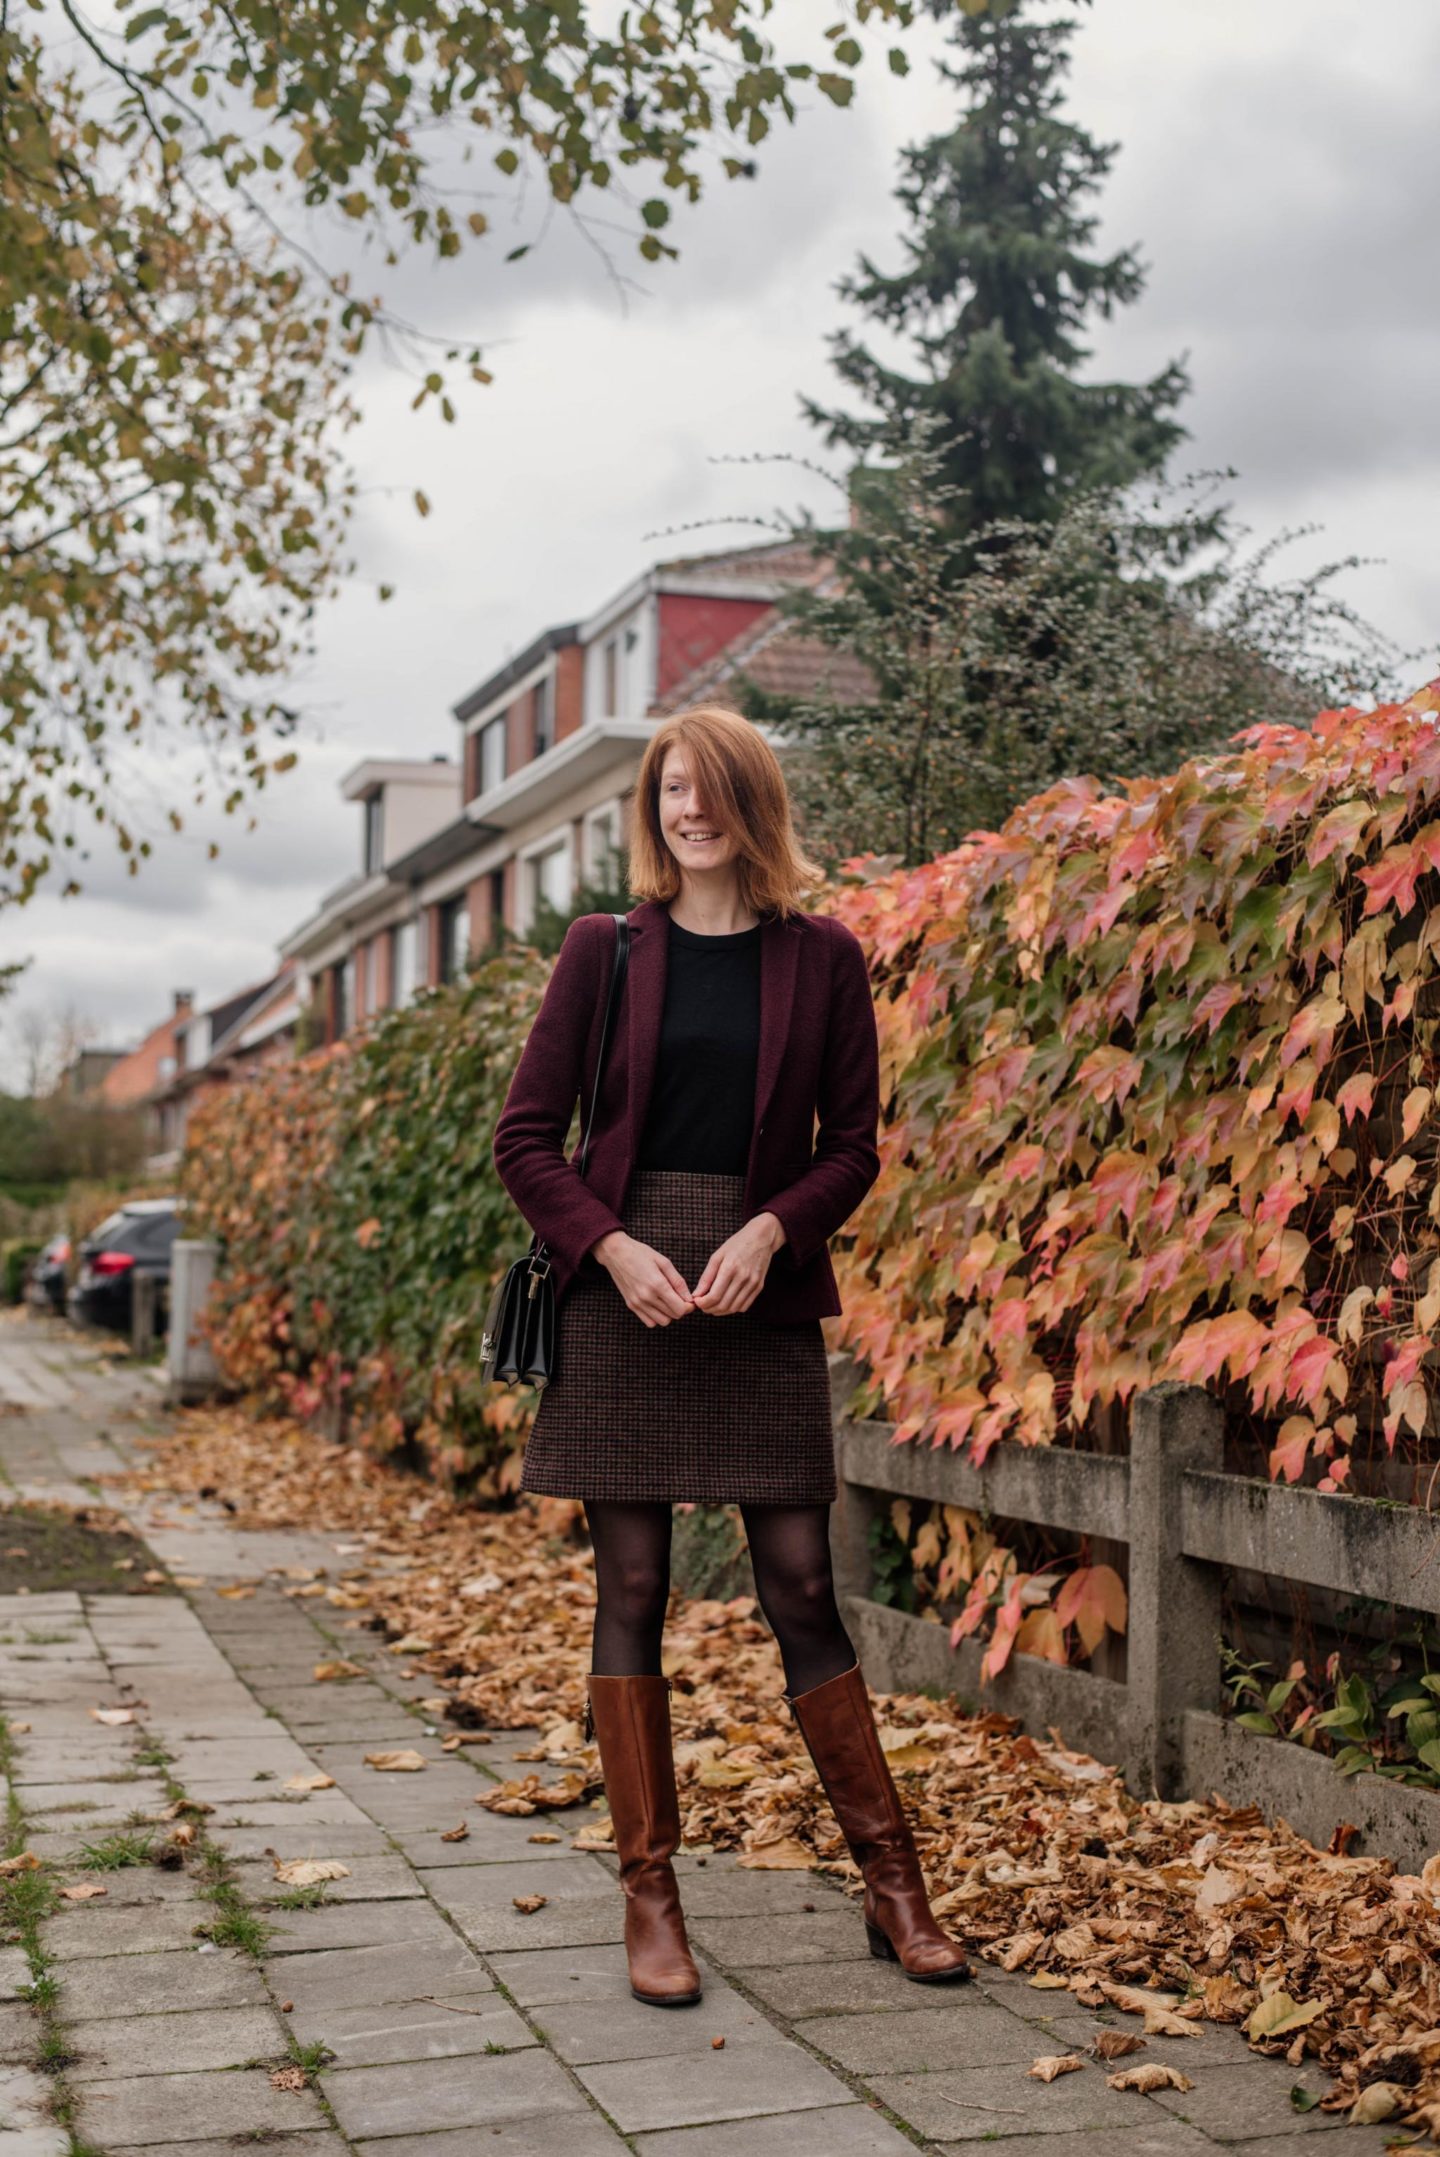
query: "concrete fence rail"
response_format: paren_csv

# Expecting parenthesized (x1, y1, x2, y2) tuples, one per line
(828, 1366, 1440, 1875)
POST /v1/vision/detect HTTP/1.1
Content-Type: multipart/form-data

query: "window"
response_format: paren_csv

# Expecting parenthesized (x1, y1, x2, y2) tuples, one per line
(438, 896, 469, 984)
(585, 806, 621, 884)
(363, 795, 384, 875)
(363, 938, 381, 1015)
(526, 839, 571, 924)
(390, 918, 417, 1007)
(479, 717, 506, 796)
(534, 675, 554, 758)
(331, 959, 351, 1038)
(487, 867, 505, 945)
(603, 638, 618, 716)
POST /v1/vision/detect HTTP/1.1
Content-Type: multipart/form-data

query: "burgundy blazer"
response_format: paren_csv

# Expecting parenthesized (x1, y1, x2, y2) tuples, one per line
(491, 897, 881, 1323)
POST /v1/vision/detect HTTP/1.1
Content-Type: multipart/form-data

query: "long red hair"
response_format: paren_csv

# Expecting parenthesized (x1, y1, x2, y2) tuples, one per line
(628, 705, 823, 918)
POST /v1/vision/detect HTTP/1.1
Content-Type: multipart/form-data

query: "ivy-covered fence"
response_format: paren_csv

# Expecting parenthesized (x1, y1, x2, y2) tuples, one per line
(182, 948, 545, 1495)
(823, 681, 1440, 1792)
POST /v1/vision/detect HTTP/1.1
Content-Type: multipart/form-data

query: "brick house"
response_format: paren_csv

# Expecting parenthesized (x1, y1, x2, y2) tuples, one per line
(279, 537, 871, 1042)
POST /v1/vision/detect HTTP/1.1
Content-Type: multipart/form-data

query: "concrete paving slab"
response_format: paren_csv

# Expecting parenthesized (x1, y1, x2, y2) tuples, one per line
(576, 2040, 855, 2133)
(445, 1890, 625, 1953)
(1149, 2058, 1346, 2141)
(206, 1821, 395, 1862)
(323, 2047, 587, 2139)
(56, 1946, 268, 2022)
(486, 1943, 644, 2008)
(632, 2103, 921, 2157)
(393, 1821, 597, 1867)
(868, 2058, 1156, 2141)
(44, 1902, 208, 1960)
(419, 1855, 618, 1909)
(685, 1909, 870, 1967)
(286, 1992, 537, 2067)
(531, 1984, 775, 2065)
(260, 1899, 458, 1955)
(0, 2061, 68, 2155)
(352, 2117, 630, 2157)
(740, 1958, 965, 2018)
(270, 1939, 495, 2013)
(71, 2064, 331, 2144)
(64, 2003, 285, 2080)
(0, 1947, 34, 2000)
(0, 2002, 38, 2060)
(112, 2139, 349, 2157)
(797, 1997, 1041, 2074)
(235, 1852, 425, 1904)
(935, 2129, 1217, 2157)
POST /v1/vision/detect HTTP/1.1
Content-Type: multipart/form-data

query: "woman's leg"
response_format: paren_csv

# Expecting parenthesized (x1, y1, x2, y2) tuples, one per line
(584, 1499, 673, 1676)
(739, 1502, 856, 1696)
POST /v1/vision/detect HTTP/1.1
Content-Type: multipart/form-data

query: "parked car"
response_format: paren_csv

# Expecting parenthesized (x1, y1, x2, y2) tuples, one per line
(26, 1235, 71, 1317)
(69, 1199, 181, 1336)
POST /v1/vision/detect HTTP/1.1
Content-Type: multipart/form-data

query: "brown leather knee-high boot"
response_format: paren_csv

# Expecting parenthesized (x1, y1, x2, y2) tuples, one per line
(784, 1660, 971, 1983)
(584, 1674, 702, 2007)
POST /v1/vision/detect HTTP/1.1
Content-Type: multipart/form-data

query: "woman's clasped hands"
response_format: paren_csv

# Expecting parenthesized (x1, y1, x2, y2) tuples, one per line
(592, 1213, 786, 1328)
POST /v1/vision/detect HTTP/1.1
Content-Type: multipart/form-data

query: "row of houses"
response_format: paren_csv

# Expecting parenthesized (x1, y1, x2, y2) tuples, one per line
(97, 535, 868, 1168)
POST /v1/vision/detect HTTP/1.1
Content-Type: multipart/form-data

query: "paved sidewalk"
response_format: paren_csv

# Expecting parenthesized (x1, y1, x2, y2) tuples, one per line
(0, 1321, 1393, 2154)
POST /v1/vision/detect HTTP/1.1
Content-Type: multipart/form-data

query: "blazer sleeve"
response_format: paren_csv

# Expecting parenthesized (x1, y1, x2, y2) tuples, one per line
(761, 917, 881, 1269)
(491, 914, 628, 1274)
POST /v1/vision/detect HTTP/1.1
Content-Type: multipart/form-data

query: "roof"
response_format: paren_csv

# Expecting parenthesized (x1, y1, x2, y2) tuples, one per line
(651, 562, 878, 716)
(451, 622, 581, 728)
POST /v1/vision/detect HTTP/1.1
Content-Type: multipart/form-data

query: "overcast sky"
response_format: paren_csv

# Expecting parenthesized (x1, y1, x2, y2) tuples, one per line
(4, 0, 1438, 1085)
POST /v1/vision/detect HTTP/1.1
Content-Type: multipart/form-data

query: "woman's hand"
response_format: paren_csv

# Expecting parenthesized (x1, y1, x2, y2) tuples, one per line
(592, 1231, 695, 1328)
(691, 1212, 785, 1316)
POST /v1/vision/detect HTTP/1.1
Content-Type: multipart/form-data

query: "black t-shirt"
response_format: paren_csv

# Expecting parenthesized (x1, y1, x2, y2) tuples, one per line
(635, 915, 762, 1175)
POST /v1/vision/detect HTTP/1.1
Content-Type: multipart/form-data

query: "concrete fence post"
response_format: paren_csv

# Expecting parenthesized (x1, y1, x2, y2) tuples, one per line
(131, 1270, 158, 1359)
(167, 1239, 220, 1405)
(1126, 1381, 1224, 1800)
(827, 1351, 888, 1609)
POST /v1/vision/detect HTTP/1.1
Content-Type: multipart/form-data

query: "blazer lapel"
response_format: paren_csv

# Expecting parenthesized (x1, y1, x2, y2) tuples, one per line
(751, 912, 802, 1143)
(624, 899, 668, 1153)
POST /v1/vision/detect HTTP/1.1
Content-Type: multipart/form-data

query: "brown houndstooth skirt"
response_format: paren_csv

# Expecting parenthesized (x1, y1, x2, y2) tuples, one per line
(520, 1169, 836, 1505)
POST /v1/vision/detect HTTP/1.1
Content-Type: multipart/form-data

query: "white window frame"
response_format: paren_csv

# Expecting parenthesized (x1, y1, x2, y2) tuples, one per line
(517, 825, 574, 935)
(584, 798, 624, 883)
(390, 917, 418, 1007)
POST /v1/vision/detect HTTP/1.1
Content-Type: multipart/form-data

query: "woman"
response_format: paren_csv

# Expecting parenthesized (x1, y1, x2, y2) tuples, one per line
(492, 704, 970, 2006)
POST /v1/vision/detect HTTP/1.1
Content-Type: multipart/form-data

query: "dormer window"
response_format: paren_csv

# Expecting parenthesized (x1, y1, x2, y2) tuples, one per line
(363, 794, 384, 875)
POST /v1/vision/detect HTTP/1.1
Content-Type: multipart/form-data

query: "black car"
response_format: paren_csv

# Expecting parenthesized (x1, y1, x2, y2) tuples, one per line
(69, 1200, 181, 1336)
(26, 1234, 71, 1317)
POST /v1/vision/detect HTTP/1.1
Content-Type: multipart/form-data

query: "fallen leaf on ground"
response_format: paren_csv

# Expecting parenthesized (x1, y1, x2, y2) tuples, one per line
(270, 2064, 309, 2090)
(283, 1773, 336, 1793)
(0, 1853, 41, 1876)
(160, 1799, 213, 1820)
(168, 1824, 197, 1846)
(273, 1858, 349, 1887)
(1246, 1992, 1324, 2042)
(88, 1707, 134, 1726)
(527, 1832, 561, 1844)
(737, 1835, 816, 1871)
(1090, 2031, 1146, 2061)
(363, 1749, 428, 1773)
(171, 1575, 205, 1587)
(441, 1732, 492, 1750)
(1101, 1983, 1198, 2037)
(313, 1659, 366, 1682)
(216, 1583, 256, 1600)
(572, 1821, 614, 1851)
(1108, 2063, 1194, 2094)
(8, 1723, 29, 1734)
(58, 1883, 108, 1902)
(512, 1894, 547, 1913)
(1028, 1972, 1071, 1990)
(1030, 2055, 1085, 2082)
(1351, 2082, 1405, 2123)
(439, 1823, 469, 1843)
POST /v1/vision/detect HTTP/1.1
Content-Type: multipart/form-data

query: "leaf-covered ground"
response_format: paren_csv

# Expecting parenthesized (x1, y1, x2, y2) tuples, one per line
(109, 1406, 1440, 2145)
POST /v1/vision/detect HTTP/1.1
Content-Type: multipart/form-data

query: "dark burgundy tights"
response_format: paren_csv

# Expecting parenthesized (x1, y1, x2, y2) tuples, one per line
(583, 1500, 857, 1697)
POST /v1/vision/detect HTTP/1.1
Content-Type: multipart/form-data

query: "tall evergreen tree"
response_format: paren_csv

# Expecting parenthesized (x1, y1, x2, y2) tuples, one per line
(805, 0, 1190, 540)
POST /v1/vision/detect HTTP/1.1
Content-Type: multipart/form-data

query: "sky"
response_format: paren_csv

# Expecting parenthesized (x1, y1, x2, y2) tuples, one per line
(4, 0, 1439, 1085)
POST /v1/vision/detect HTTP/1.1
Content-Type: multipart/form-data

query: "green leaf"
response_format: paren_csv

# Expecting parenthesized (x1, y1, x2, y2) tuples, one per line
(123, 7, 168, 41)
(640, 197, 670, 229)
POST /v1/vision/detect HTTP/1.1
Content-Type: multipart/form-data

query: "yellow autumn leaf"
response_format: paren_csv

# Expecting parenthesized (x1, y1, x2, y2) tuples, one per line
(272, 1857, 350, 1886)
(1245, 1992, 1323, 2041)
(363, 1749, 428, 1772)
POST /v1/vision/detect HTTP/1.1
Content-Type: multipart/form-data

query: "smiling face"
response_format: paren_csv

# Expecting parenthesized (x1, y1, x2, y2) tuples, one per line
(658, 744, 741, 879)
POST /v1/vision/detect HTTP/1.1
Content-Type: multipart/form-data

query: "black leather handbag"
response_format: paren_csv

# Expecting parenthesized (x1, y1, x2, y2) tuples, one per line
(481, 913, 631, 1390)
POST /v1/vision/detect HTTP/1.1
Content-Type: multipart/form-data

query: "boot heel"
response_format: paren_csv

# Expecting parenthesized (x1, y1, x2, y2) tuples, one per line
(865, 1920, 898, 1961)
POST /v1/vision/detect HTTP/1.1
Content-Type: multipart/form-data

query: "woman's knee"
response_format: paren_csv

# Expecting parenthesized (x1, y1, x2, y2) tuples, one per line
(756, 1560, 840, 1639)
(596, 1554, 670, 1628)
